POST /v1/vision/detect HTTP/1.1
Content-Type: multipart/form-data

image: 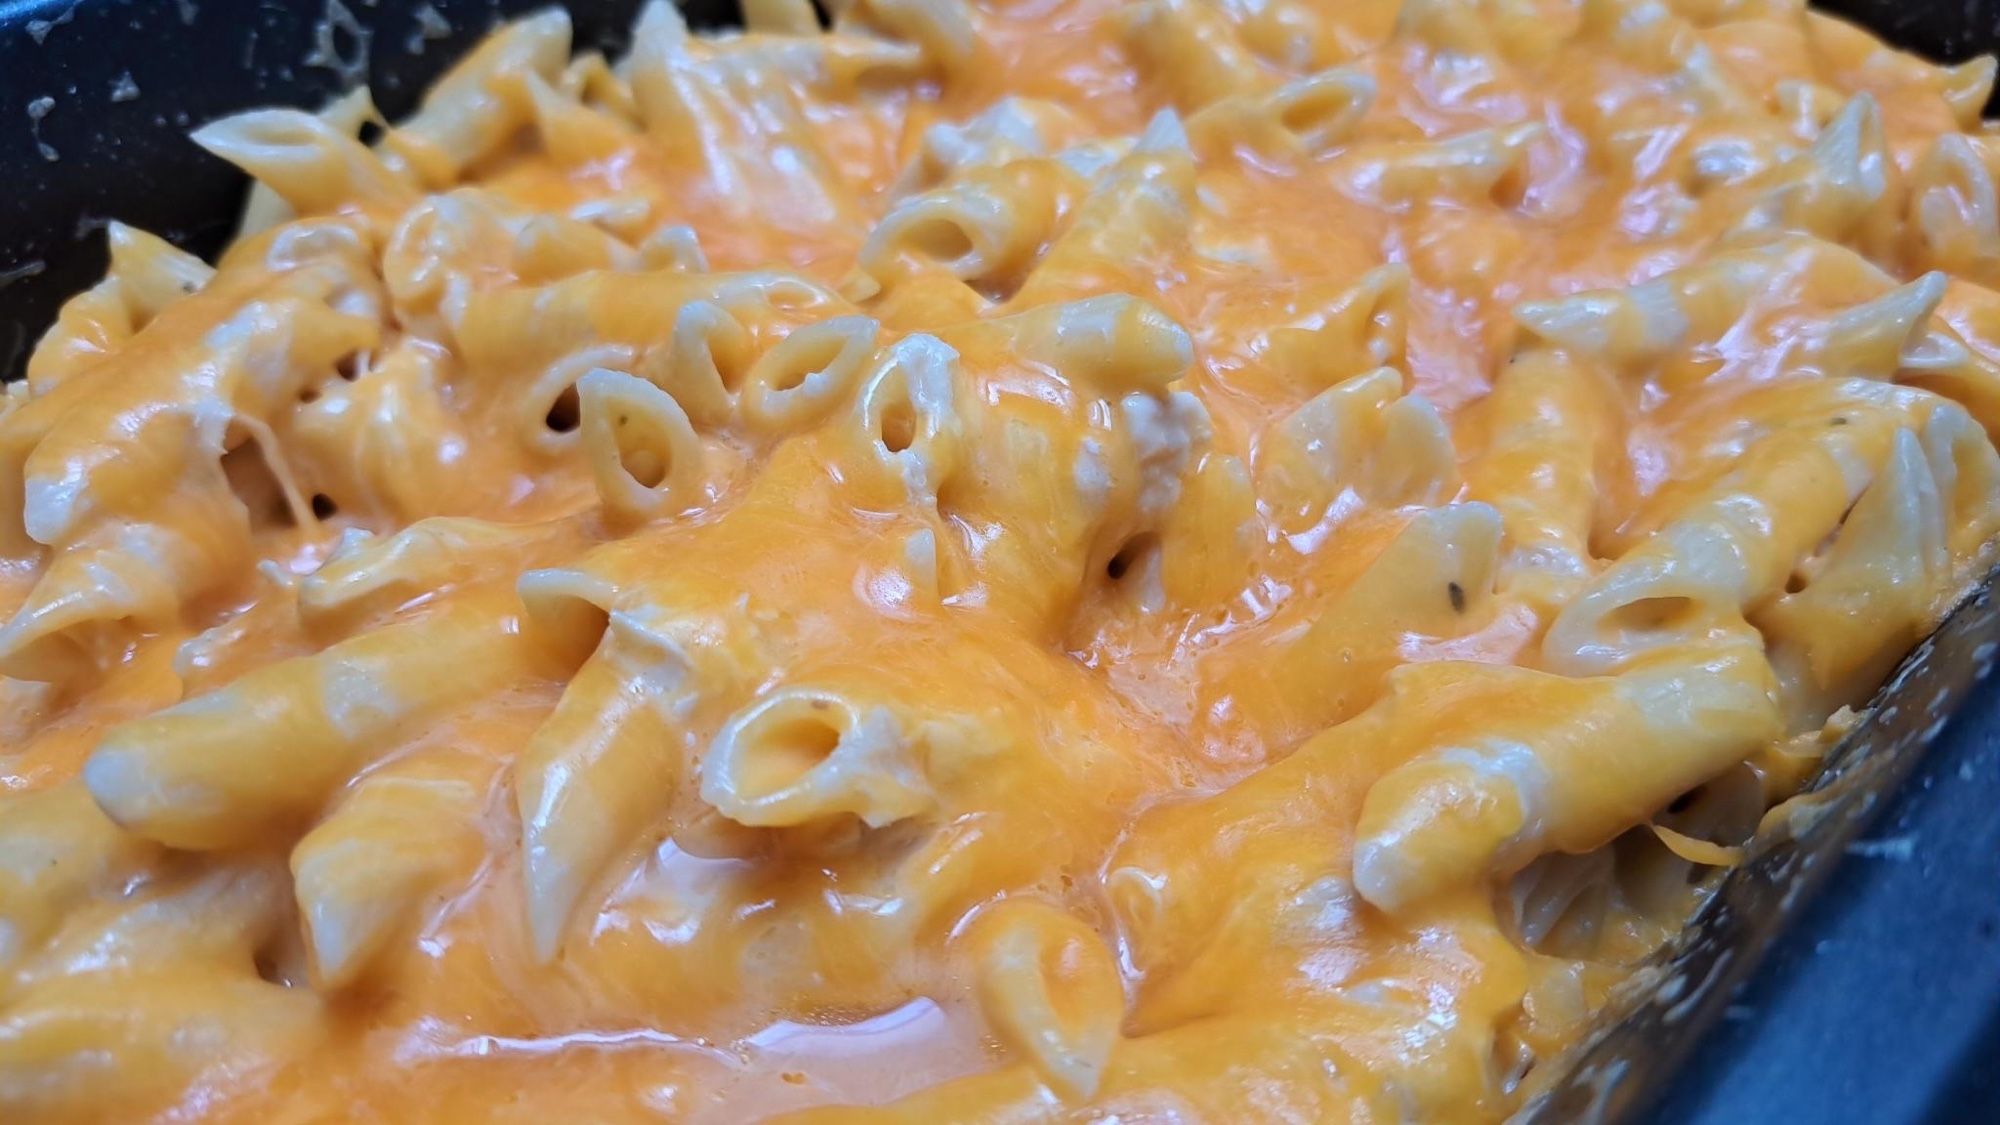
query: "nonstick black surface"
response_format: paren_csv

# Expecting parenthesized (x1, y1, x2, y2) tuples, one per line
(1, 2, 1997, 1122)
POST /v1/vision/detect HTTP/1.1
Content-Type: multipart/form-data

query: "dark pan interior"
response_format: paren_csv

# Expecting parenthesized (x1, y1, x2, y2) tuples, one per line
(1, 2, 1998, 1122)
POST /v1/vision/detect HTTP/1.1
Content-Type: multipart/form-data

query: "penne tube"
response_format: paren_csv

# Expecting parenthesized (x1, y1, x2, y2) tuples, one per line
(85, 598, 540, 850)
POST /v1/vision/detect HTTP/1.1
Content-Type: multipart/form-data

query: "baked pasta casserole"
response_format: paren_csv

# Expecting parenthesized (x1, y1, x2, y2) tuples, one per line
(3, 0, 1999, 1119)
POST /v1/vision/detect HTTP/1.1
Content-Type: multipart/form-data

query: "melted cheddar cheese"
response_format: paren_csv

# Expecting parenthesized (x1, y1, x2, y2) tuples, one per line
(5, 0, 2000, 1120)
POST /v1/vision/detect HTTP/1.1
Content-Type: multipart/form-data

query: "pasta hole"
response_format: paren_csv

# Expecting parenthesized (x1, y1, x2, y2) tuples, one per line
(544, 385, 581, 433)
(298, 385, 321, 404)
(625, 449, 667, 489)
(880, 399, 917, 453)
(906, 217, 977, 267)
(1106, 534, 1159, 582)
(740, 715, 844, 799)
(776, 332, 856, 392)
(221, 438, 295, 529)
(335, 352, 361, 381)
(1604, 595, 1696, 636)
(1784, 570, 1809, 595)
(310, 493, 337, 520)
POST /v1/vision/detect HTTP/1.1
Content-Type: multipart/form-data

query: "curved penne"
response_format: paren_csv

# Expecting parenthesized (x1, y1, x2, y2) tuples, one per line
(84, 598, 541, 850)
(859, 161, 1076, 294)
(1462, 348, 1613, 601)
(388, 7, 573, 184)
(1118, 0, 1264, 112)
(832, 332, 967, 507)
(25, 223, 214, 393)
(577, 369, 709, 522)
(192, 109, 415, 218)
(292, 750, 489, 989)
(1258, 265, 1410, 392)
(1226, 504, 1503, 735)
(1330, 124, 1541, 210)
(701, 685, 936, 830)
(516, 614, 696, 963)
(1543, 409, 1917, 676)
(738, 316, 882, 436)
(1350, 646, 1782, 914)
(1256, 368, 1460, 535)
(526, 71, 639, 168)
(939, 293, 1194, 398)
(297, 516, 553, 635)
(0, 783, 159, 971)
(1010, 112, 1195, 306)
(961, 899, 1124, 1102)
(1186, 68, 1377, 164)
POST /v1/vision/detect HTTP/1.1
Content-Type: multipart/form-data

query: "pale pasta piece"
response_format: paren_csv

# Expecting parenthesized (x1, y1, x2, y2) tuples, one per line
(838, 0, 979, 75)
(1720, 94, 1892, 247)
(1185, 68, 1377, 163)
(1542, 413, 1905, 676)
(387, 7, 573, 185)
(1793, 270, 1959, 381)
(576, 368, 709, 522)
(1462, 348, 1614, 601)
(291, 749, 490, 989)
(1907, 133, 2000, 286)
(1232, 504, 1503, 735)
(702, 685, 938, 830)
(192, 109, 416, 218)
(1256, 367, 1460, 535)
(830, 332, 967, 508)
(525, 70, 639, 168)
(1118, 0, 1266, 112)
(511, 583, 754, 960)
(0, 864, 316, 1120)
(233, 87, 381, 241)
(0, 783, 158, 971)
(961, 899, 1124, 1102)
(1010, 111, 1195, 306)
(1757, 405, 2000, 724)
(1349, 645, 1783, 914)
(858, 160, 1078, 294)
(84, 597, 542, 850)
(1256, 264, 1410, 392)
(297, 516, 553, 635)
(1329, 124, 1541, 210)
(738, 315, 882, 435)
(24, 224, 213, 393)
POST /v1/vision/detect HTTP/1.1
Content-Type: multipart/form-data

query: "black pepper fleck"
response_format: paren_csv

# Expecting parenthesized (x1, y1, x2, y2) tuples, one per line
(1447, 581, 1465, 613)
